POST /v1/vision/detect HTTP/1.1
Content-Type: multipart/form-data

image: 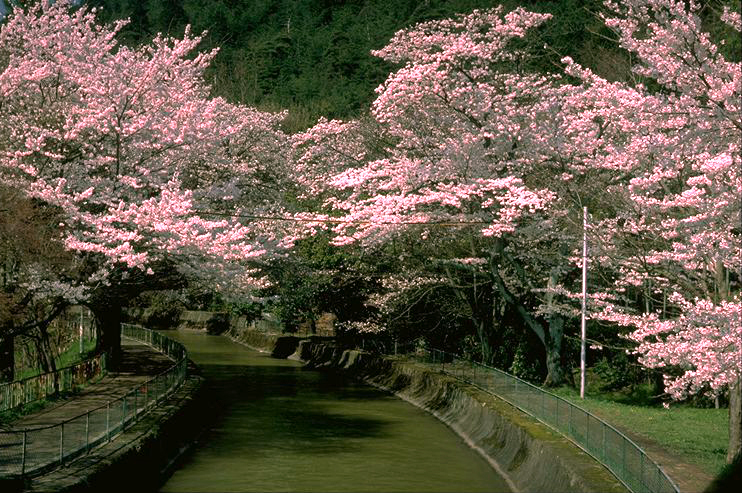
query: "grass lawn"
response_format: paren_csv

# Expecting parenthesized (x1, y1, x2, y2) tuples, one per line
(550, 384, 729, 477)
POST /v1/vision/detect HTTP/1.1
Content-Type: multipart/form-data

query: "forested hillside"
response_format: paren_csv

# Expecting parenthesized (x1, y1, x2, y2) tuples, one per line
(87, 0, 642, 132)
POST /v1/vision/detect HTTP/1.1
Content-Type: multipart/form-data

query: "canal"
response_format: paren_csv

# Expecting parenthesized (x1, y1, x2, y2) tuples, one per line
(159, 330, 511, 493)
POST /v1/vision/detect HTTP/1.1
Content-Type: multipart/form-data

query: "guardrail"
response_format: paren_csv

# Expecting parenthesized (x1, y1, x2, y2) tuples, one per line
(0, 325, 187, 478)
(0, 353, 107, 413)
(406, 348, 680, 493)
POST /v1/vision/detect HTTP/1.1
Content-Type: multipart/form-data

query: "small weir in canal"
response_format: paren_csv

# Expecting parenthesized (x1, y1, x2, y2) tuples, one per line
(158, 330, 511, 493)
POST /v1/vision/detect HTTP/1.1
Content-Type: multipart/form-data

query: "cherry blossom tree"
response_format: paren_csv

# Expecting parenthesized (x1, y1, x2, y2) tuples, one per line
(0, 1, 290, 365)
(558, 0, 741, 462)
(294, 6, 598, 385)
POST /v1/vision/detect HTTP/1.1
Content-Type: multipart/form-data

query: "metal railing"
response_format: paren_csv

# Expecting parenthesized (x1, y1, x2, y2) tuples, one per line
(0, 325, 187, 478)
(405, 347, 680, 493)
(0, 353, 107, 413)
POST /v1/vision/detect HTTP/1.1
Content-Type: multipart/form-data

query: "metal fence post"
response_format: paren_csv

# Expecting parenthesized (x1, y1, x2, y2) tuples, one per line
(602, 424, 606, 460)
(86, 411, 90, 453)
(568, 404, 573, 437)
(21, 430, 27, 476)
(622, 437, 626, 477)
(59, 423, 64, 465)
(106, 401, 110, 441)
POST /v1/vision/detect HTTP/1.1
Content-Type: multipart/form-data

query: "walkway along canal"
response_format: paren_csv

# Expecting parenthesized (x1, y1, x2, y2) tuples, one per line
(158, 330, 511, 493)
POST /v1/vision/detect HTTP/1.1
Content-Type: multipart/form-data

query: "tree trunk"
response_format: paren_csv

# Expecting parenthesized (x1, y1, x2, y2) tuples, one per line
(34, 325, 59, 393)
(92, 302, 122, 369)
(476, 319, 494, 364)
(543, 315, 569, 387)
(0, 334, 14, 382)
(729, 379, 742, 464)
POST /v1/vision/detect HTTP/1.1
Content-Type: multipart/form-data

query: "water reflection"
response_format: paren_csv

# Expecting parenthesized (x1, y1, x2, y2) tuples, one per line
(159, 331, 510, 493)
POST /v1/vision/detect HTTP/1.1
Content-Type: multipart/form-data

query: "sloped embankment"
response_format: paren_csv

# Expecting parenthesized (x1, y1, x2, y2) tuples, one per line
(293, 341, 627, 493)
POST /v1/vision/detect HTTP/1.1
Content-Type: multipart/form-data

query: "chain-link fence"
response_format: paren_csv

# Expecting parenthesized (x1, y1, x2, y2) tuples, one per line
(0, 325, 187, 478)
(0, 353, 107, 413)
(405, 348, 680, 493)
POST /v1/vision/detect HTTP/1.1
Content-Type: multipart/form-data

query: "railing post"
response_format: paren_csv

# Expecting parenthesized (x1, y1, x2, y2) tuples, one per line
(655, 462, 661, 493)
(602, 424, 606, 460)
(59, 423, 64, 465)
(568, 404, 573, 437)
(134, 388, 138, 417)
(106, 401, 110, 441)
(21, 430, 27, 476)
(86, 411, 90, 453)
(122, 395, 126, 430)
(622, 437, 627, 478)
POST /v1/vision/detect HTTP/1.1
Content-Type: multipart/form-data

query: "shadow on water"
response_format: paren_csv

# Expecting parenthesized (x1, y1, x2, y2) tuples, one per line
(193, 363, 394, 458)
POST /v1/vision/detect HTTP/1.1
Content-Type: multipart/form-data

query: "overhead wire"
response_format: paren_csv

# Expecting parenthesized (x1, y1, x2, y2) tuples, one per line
(194, 209, 492, 226)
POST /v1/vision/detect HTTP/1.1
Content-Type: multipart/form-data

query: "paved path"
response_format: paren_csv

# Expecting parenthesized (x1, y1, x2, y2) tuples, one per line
(0, 338, 174, 477)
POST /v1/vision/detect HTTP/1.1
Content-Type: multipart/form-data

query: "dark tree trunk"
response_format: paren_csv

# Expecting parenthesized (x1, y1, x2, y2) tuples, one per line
(476, 317, 495, 364)
(729, 380, 742, 464)
(543, 315, 570, 387)
(0, 334, 14, 382)
(33, 325, 59, 392)
(92, 302, 122, 369)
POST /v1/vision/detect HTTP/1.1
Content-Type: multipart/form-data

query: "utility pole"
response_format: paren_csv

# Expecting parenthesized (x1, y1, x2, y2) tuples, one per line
(580, 207, 588, 399)
(79, 306, 84, 354)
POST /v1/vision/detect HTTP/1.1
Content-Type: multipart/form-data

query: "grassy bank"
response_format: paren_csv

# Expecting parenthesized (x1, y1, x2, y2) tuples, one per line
(550, 385, 728, 477)
(14, 338, 97, 381)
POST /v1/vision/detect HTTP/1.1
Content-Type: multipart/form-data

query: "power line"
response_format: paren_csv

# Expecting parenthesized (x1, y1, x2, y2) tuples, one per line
(195, 209, 492, 227)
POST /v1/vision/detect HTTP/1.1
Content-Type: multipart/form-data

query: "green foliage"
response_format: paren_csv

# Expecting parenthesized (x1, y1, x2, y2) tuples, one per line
(508, 339, 544, 384)
(262, 233, 378, 332)
(592, 352, 650, 392)
(127, 291, 186, 330)
(228, 300, 264, 323)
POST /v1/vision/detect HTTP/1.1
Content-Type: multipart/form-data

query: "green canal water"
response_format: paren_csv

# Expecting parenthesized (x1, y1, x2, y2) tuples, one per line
(158, 330, 511, 493)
